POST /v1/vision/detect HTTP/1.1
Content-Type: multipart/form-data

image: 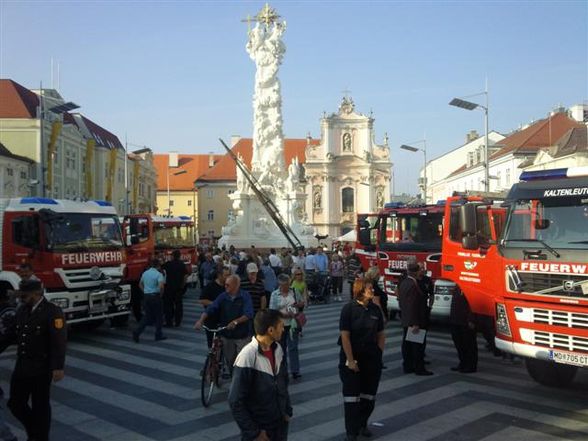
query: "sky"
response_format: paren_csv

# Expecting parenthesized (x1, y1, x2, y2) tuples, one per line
(1, 0, 586, 195)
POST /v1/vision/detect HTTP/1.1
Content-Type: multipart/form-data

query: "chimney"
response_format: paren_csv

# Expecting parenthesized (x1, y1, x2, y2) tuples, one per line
(231, 135, 241, 148)
(466, 130, 479, 143)
(208, 153, 215, 168)
(169, 151, 179, 168)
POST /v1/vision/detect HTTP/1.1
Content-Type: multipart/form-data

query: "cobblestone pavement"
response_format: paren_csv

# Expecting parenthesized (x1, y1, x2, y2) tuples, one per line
(1, 287, 587, 441)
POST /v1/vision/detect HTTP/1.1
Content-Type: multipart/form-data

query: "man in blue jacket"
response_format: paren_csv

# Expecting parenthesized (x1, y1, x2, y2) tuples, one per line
(229, 309, 292, 441)
(195, 275, 254, 374)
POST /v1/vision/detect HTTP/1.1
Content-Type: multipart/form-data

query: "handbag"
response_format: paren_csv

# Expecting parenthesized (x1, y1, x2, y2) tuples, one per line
(295, 312, 307, 328)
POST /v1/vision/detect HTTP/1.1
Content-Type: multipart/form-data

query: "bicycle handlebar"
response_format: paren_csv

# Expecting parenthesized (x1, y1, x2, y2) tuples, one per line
(202, 325, 229, 333)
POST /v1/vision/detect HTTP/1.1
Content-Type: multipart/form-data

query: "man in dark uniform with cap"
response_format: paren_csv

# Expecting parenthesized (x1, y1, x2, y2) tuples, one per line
(1, 279, 67, 441)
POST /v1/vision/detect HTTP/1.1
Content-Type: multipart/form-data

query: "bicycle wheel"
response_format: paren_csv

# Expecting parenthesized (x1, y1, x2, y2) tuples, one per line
(201, 354, 216, 407)
(215, 347, 224, 387)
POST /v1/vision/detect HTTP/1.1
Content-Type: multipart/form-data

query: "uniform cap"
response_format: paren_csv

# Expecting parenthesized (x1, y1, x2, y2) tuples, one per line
(246, 263, 258, 273)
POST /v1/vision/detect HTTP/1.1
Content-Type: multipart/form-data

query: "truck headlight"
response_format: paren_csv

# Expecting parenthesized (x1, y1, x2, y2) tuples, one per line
(117, 290, 130, 301)
(51, 298, 70, 309)
(496, 303, 511, 337)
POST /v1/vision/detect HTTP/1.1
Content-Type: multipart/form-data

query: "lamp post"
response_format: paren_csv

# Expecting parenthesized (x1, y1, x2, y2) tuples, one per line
(125, 143, 152, 214)
(449, 91, 490, 192)
(167, 169, 187, 215)
(400, 140, 427, 202)
(38, 84, 80, 197)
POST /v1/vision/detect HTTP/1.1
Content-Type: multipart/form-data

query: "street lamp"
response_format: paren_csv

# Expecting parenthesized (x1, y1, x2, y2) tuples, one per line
(167, 169, 187, 215)
(400, 140, 427, 203)
(125, 142, 152, 214)
(449, 92, 490, 192)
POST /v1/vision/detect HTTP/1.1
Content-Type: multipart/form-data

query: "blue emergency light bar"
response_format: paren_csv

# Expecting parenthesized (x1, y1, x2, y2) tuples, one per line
(519, 166, 588, 182)
(384, 202, 406, 209)
(20, 197, 58, 205)
(92, 200, 113, 207)
(178, 216, 191, 220)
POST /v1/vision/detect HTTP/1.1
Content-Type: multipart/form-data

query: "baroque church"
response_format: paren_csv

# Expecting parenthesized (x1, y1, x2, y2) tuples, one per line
(304, 97, 392, 239)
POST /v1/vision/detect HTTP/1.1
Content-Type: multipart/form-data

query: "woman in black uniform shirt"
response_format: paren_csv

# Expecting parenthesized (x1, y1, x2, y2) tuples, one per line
(339, 278, 386, 441)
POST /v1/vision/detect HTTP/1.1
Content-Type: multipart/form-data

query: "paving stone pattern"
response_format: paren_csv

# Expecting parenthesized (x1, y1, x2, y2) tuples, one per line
(1, 287, 588, 441)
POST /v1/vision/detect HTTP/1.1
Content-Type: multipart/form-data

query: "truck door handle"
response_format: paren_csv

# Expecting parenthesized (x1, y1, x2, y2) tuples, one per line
(378, 252, 389, 260)
(443, 265, 454, 271)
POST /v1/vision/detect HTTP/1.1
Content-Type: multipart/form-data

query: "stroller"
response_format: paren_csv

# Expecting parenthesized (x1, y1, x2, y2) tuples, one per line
(307, 271, 331, 304)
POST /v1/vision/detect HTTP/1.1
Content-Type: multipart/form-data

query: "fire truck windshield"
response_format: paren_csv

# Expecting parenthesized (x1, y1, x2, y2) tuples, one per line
(44, 214, 123, 252)
(503, 199, 588, 250)
(154, 223, 194, 249)
(380, 212, 443, 252)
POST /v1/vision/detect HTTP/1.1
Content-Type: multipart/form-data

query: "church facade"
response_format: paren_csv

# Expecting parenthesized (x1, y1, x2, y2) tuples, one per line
(304, 97, 393, 240)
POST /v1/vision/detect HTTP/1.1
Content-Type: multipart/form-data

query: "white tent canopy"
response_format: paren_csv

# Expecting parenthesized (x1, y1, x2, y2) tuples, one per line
(335, 229, 356, 242)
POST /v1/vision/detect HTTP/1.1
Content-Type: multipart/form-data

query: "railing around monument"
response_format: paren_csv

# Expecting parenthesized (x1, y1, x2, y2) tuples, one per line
(219, 138, 303, 250)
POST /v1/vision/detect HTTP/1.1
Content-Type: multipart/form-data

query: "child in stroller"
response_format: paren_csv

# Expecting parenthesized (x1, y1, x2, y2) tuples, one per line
(307, 271, 331, 304)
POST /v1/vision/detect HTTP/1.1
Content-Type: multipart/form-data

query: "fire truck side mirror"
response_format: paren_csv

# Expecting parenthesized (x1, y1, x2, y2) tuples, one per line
(459, 204, 477, 236)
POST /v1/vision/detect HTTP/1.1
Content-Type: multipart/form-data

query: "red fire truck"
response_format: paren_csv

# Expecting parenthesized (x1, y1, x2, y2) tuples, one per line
(123, 214, 198, 289)
(442, 167, 588, 386)
(0, 198, 131, 325)
(356, 202, 457, 319)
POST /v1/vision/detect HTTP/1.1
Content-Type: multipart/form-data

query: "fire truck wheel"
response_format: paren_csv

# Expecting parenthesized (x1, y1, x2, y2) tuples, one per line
(525, 358, 578, 387)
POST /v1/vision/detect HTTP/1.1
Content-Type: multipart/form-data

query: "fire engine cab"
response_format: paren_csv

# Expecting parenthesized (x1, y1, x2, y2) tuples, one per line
(0, 198, 131, 325)
(443, 167, 588, 386)
(356, 202, 457, 319)
(123, 214, 198, 289)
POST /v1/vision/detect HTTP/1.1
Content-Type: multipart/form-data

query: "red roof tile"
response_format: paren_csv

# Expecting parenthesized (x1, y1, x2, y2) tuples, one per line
(447, 113, 584, 179)
(490, 112, 583, 160)
(154, 154, 223, 191)
(0, 79, 39, 118)
(197, 138, 319, 182)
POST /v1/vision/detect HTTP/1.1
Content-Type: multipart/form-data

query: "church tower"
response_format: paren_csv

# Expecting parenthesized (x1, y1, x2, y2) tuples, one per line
(304, 96, 393, 240)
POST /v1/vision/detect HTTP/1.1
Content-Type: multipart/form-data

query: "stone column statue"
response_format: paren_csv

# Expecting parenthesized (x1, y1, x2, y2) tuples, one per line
(246, 4, 287, 188)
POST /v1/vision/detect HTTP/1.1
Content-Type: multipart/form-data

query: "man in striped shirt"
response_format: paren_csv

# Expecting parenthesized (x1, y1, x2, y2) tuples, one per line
(240, 263, 267, 314)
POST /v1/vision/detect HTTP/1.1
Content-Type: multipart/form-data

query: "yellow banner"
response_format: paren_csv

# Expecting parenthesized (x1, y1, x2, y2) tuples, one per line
(105, 147, 117, 202)
(46, 121, 62, 193)
(84, 138, 95, 198)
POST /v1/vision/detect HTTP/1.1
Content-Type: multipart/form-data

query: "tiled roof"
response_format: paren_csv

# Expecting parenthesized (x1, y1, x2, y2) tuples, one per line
(154, 154, 223, 191)
(197, 138, 319, 183)
(551, 126, 587, 158)
(490, 112, 583, 160)
(0, 141, 35, 163)
(70, 113, 124, 150)
(446, 113, 584, 179)
(447, 163, 469, 178)
(0, 79, 39, 118)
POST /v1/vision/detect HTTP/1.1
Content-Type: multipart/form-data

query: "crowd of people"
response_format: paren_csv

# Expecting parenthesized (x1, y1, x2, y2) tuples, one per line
(0, 243, 504, 441)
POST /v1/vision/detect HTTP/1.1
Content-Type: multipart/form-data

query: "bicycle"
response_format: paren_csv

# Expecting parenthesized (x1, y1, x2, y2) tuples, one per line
(200, 325, 228, 407)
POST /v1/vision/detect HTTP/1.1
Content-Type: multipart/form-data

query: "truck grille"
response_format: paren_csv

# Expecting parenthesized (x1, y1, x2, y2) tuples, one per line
(55, 267, 123, 290)
(509, 272, 588, 299)
(532, 309, 588, 329)
(521, 329, 588, 353)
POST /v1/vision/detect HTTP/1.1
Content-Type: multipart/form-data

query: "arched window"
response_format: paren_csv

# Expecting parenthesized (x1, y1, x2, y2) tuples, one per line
(207, 210, 214, 221)
(342, 187, 354, 213)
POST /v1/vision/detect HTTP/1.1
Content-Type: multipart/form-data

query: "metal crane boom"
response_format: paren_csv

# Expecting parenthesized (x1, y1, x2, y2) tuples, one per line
(219, 138, 303, 250)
